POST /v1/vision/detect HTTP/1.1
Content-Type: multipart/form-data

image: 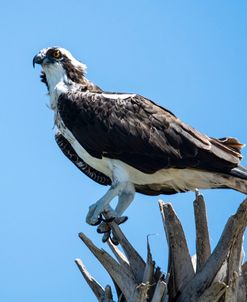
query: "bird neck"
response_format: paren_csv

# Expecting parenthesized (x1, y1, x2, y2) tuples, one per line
(42, 65, 70, 110)
(42, 64, 102, 111)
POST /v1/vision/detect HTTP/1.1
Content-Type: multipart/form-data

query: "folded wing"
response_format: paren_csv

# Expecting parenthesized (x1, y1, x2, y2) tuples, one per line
(57, 91, 243, 174)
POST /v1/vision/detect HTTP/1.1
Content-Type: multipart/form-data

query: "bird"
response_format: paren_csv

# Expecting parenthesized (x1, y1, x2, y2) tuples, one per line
(33, 46, 247, 242)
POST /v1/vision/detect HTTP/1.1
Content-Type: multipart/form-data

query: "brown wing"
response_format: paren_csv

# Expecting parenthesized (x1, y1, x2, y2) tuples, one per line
(57, 91, 243, 174)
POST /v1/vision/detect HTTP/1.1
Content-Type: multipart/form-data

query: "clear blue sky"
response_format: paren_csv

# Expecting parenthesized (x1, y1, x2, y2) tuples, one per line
(1, 1, 247, 301)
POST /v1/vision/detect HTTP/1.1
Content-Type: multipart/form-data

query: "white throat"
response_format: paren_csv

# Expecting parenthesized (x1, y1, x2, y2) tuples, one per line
(43, 63, 70, 110)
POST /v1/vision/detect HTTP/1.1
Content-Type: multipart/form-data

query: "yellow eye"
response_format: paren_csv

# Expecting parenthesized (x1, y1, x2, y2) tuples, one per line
(52, 50, 61, 59)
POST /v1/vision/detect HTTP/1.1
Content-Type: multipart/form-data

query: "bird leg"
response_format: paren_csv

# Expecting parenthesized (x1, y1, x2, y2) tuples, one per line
(96, 183, 135, 244)
(96, 205, 116, 233)
(109, 183, 135, 244)
(86, 182, 126, 226)
(96, 207, 128, 234)
(115, 182, 135, 217)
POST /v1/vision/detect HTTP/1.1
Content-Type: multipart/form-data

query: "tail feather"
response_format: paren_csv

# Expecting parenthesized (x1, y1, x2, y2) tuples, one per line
(216, 137, 245, 154)
(230, 165, 247, 180)
(223, 165, 247, 194)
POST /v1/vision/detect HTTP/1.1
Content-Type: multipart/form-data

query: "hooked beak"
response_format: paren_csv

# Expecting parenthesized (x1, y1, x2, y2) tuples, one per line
(33, 52, 46, 68)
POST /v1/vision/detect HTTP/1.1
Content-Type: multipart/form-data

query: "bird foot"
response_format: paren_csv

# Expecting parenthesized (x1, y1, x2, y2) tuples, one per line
(97, 216, 128, 233)
(97, 222, 111, 234)
(86, 203, 105, 225)
(102, 231, 111, 243)
(102, 216, 115, 223)
(87, 201, 129, 226)
(89, 213, 103, 226)
(102, 231, 119, 245)
(114, 216, 128, 225)
(96, 215, 128, 245)
(86, 202, 128, 245)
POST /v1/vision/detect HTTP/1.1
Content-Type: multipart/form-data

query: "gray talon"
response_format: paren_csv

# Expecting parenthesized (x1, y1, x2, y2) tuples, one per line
(110, 234, 119, 245)
(90, 213, 103, 226)
(114, 216, 128, 225)
(97, 216, 128, 241)
(102, 231, 111, 243)
(102, 216, 115, 223)
(97, 222, 111, 234)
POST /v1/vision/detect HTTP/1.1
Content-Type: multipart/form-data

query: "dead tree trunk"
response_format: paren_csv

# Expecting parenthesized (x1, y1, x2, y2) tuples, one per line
(75, 192, 247, 301)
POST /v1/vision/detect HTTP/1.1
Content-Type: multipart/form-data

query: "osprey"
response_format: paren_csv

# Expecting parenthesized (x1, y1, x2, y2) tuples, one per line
(33, 47, 247, 239)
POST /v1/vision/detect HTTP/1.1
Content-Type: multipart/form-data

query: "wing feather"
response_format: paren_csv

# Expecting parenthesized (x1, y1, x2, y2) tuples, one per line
(57, 91, 242, 174)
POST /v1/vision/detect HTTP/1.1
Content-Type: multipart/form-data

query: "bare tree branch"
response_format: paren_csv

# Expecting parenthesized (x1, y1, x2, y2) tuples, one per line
(76, 195, 247, 302)
(110, 221, 146, 283)
(142, 237, 155, 284)
(193, 190, 211, 272)
(75, 258, 105, 301)
(178, 198, 247, 302)
(78, 232, 137, 301)
(151, 278, 167, 302)
(197, 282, 227, 302)
(159, 201, 195, 299)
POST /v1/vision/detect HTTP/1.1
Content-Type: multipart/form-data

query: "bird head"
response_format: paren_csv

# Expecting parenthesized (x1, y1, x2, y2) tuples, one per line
(33, 47, 87, 91)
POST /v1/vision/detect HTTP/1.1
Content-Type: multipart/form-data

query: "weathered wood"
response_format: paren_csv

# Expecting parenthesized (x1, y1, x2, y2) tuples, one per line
(191, 254, 197, 272)
(242, 261, 247, 298)
(107, 239, 129, 267)
(142, 237, 156, 301)
(178, 198, 247, 302)
(78, 233, 138, 301)
(142, 237, 155, 284)
(151, 278, 167, 302)
(105, 241, 135, 301)
(104, 285, 113, 302)
(224, 234, 244, 301)
(237, 275, 247, 302)
(193, 191, 211, 272)
(214, 259, 228, 284)
(78, 232, 152, 302)
(112, 280, 126, 302)
(76, 195, 247, 301)
(238, 260, 247, 302)
(159, 201, 195, 299)
(104, 215, 146, 284)
(197, 282, 227, 302)
(75, 258, 105, 301)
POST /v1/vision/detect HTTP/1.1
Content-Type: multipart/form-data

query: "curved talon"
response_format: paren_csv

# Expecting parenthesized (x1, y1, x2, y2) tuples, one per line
(114, 216, 128, 225)
(102, 216, 115, 223)
(99, 216, 128, 244)
(97, 222, 111, 234)
(90, 219, 101, 226)
(110, 234, 119, 245)
(97, 216, 128, 233)
(89, 213, 103, 226)
(102, 231, 111, 243)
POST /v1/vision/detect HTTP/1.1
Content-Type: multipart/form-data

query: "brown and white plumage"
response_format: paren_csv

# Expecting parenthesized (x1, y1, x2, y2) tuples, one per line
(33, 46, 247, 229)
